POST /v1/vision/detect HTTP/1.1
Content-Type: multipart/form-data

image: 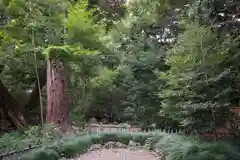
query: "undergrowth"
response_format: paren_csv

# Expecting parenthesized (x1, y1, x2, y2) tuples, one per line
(0, 124, 61, 153)
(18, 132, 240, 160)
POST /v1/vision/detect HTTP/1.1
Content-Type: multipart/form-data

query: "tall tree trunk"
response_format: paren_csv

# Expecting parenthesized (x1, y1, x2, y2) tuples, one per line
(46, 56, 69, 133)
(0, 80, 27, 129)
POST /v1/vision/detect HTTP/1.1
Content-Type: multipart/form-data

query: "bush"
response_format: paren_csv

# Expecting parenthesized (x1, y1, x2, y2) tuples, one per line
(58, 135, 93, 157)
(21, 147, 59, 160)
(153, 133, 240, 160)
(0, 133, 23, 152)
(0, 125, 59, 153)
(19, 132, 240, 160)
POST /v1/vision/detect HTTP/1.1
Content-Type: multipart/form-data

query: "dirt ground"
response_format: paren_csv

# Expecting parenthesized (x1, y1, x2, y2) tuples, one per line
(77, 148, 159, 160)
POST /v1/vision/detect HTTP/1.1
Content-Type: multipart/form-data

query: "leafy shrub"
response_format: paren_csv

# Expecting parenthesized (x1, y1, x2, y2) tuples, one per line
(0, 133, 23, 152)
(0, 125, 59, 153)
(58, 135, 93, 157)
(41, 124, 62, 143)
(131, 132, 150, 145)
(153, 133, 240, 160)
(21, 147, 59, 160)
(19, 132, 240, 160)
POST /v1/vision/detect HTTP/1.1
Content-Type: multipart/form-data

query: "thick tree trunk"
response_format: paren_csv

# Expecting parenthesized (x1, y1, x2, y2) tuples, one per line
(0, 80, 27, 129)
(46, 57, 69, 132)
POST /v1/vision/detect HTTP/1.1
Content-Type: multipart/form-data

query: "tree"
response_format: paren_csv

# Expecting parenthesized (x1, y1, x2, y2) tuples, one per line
(159, 0, 240, 134)
(42, 0, 105, 131)
(0, 80, 27, 129)
(45, 47, 70, 132)
(87, 0, 179, 124)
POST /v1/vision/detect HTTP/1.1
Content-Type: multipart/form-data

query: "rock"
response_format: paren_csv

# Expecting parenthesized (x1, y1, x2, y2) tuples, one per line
(101, 119, 108, 124)
(104, 141, 116, 149)
(154, 148, 162, 154)
(119, 123, 131, 128)
(72, 125, 79, 132)
(89, 144, 102, 151)
(128, 140, 141, 151)
(115, 142, 126, 148)
(153, 148, 164, 160)
(128, 140, 139, 147)
(89, 118, 98, 124)
(128, 146, 138, 151)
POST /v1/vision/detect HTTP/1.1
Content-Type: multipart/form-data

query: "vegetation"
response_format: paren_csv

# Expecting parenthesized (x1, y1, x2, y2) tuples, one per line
(0, 124, 72, 153)
(20, 132, 240, 160)
(1, 0, 240, 159)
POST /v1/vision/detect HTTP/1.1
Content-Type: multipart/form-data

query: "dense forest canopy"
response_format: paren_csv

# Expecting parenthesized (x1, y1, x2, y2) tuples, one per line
(0, 0, 240, 135)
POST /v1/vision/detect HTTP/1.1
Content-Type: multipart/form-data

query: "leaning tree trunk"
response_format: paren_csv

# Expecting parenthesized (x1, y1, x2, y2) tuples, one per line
(46, 54, 69, 133)
(0, 80, 27, 129)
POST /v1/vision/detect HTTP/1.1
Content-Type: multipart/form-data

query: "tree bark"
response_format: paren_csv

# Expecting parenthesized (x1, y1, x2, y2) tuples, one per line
(0, 80, 27, 129)
(46, 57, 69, 133)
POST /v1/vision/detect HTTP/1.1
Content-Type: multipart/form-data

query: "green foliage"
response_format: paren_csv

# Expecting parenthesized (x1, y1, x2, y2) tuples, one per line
(43, 46, 71, 60)
(21, 147, 59, 160)
(159, 18, 240, 129)
(0, 132, 24, 152)
(153, 134, 240, 160)
(58, 135, 93, 157)
(2, 0, 240, 147)
(90, 67, 118, 88)
(67, 1, 103, 44)
(0, 124, 60, 153)
(20, 132, 240, 160)
(1, 0, 182, 129)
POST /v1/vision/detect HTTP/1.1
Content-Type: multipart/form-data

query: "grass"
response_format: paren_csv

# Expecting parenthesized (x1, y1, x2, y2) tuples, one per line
(18, 132, 240, 160)
(154, 133, 240, 160)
